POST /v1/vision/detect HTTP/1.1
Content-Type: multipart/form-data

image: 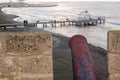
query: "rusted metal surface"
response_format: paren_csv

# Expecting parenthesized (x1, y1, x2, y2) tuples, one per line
(69, 35, 102, 80)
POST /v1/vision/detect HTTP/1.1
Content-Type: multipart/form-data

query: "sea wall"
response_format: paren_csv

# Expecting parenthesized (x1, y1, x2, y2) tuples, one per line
(0, 30, 53, 80)
(108, 30, 120, 80)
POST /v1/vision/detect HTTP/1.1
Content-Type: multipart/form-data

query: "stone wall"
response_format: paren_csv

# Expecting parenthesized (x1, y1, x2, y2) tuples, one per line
(0, 31, 53, 80)
(108, 30, 120, 80)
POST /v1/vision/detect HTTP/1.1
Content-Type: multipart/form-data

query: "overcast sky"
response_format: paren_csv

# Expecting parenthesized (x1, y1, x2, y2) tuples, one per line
(0, 0, 120, 3)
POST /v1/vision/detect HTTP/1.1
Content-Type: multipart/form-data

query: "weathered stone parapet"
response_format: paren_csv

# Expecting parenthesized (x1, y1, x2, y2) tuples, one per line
(14, 75, 53, 80)
(0, 28, 53, 80)
(108, 53, 120, 74)
(108, 31, 120, 53)
(108, 30, 120, 80)
(108, 74, 120, 80)
(0, 32, 52, 56)
(0, 57, 17, 76)
(19, 55, 53, 74)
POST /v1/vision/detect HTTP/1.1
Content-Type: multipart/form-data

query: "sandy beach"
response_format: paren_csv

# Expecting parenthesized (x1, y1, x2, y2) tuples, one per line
(0, 8, 108, 80)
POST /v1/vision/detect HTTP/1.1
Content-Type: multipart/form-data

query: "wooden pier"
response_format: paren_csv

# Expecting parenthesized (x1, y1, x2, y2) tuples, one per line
(35, 17, 105, 28)
(0, 17, 105, 30)
(0, 11, 105, 30)
(0, 10, 106, 30)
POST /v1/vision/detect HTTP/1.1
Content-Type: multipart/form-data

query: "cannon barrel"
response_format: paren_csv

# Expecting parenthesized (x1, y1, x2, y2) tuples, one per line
(69, 35, 102, 80)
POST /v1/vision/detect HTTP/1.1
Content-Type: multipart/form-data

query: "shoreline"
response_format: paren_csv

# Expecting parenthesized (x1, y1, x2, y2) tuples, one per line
(0, 7, 19, 24)
(0, 2, 58, 8)
(0, 8, 107, 80)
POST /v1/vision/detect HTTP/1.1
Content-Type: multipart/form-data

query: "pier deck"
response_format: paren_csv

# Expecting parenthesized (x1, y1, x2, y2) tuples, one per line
(35, 17, 105, 28)
(0, 17, 105, 30)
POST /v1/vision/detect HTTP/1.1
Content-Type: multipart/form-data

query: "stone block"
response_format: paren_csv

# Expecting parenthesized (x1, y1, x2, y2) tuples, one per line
(108, 74, 120, 80)
(108, 31, 120, 53)
(0, 29, 53, 80)
(0, 57, 17, 76)
(0, 78, 12, 80)
(108, 53, 120, 74)
(0, 32, 52, 56)
(15, 75, 53, 80)
(19, 55, 53, 74)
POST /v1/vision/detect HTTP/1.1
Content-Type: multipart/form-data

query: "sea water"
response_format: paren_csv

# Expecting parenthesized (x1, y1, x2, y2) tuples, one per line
(2, 2, 120, 49)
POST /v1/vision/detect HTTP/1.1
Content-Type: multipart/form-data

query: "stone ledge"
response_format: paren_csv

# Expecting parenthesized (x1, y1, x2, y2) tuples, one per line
(108, 74, 120, 80)
(19, 55, 53, 74)
(0, 31, 52, 56)
(108, 53, 120, 74)
(0, 57, 17, 76)
(0, 78, 13, 80)
(108, 30, 120, 53)
(0, 28, 53, 80)
(14, 75, 53, 80)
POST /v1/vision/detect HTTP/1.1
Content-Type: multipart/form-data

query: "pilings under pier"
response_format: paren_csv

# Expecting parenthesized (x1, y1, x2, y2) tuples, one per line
(34, 18, 105, 28)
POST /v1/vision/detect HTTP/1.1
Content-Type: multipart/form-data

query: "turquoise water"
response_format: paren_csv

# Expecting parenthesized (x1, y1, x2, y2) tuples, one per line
(2, 2, 120, 49)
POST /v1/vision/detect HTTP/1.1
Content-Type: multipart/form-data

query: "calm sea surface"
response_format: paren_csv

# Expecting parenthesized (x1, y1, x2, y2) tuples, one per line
(2, 2, 120, 49)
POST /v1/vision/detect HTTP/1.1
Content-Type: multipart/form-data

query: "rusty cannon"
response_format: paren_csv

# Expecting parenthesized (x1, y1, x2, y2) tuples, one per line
(69, 35, 102, 80)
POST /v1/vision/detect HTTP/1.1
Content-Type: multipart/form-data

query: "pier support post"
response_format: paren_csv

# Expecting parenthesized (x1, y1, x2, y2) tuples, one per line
(55, 23, 56, 28)
(96, 21, 98, 25)
(52, 23, 54, 27)
(69, 35, 102, 80)
(100, 20, 102, 24)
(69, 21, 71, 26)
(54, 20, 57, 28)
(63, 22, 65, 26)
(43, 24, 45, 28)
(92, 22, 94, 26)
(60, 22, 63, 27)
(3, 26, 7, 30)
(83, 23, 87, 26)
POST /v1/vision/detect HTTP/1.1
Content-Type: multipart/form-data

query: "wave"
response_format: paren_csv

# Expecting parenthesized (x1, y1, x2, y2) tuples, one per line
(109, 22, 120, 26)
